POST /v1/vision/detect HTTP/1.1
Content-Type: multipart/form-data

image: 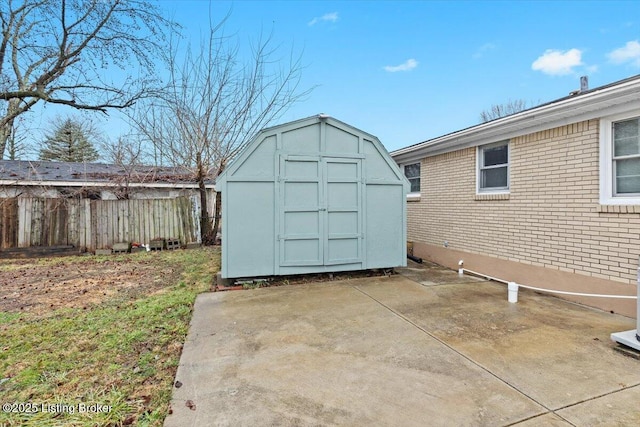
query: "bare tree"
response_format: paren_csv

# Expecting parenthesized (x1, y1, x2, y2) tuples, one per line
(0, 0, 176, 159)
(479, 99, 531, 123)
(130, 17, 311, 244)
(5, 119, 26, 159)
(99, 134, 148, 199)
(101, 134, 145, 166)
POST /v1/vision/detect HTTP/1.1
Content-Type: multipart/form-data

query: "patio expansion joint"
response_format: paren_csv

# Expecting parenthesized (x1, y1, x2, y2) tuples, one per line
(549, 382, 640, 413)
(503, 384, 640, 426)
(352, 284, 572, 426)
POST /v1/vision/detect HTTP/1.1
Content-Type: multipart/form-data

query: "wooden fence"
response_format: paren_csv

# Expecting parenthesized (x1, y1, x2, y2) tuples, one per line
(0, 196, 201, 251)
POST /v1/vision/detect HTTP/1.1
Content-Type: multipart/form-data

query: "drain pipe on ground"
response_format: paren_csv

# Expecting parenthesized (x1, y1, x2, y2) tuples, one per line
(458, 260, 637, 300)
(508, 282, 519, 303)
(458, 259, 640, 351)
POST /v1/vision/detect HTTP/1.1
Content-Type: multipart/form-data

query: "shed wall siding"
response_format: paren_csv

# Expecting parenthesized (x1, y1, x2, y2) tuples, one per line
(220, 117, 408, 279)
(226, 182, 276, 276)
(408, 119, 640, 286)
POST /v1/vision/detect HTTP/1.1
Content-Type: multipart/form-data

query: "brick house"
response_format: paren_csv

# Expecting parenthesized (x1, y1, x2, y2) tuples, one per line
(391, 74, 640, 318)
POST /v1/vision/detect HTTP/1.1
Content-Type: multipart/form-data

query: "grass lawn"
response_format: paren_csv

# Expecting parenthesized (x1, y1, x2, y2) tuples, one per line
(0, 247, 220, 426)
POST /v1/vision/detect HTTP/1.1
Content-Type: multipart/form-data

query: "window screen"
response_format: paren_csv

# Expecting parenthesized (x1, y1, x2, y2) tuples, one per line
(404, 163, 420, 193)
(479, 142, 509, 191)
(613, 118, 640, 194)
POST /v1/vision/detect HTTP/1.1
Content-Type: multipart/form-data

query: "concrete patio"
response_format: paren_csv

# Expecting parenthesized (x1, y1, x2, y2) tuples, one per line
(165, 262, 640, 426)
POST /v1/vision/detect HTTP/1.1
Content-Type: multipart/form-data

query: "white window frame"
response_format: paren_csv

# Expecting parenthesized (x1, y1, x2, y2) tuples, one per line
(403, 162, 421, 200)
(476, 141, 510, 194)
(599, 111, 640, 205)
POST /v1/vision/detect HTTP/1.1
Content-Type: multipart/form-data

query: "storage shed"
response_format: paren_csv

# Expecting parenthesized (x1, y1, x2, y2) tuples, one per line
(217, 115, 409, 279)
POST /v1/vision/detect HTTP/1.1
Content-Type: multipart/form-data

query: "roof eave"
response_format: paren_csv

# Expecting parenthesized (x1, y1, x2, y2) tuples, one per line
(0, 180, 215, 189)
(391, 77, 640, 163)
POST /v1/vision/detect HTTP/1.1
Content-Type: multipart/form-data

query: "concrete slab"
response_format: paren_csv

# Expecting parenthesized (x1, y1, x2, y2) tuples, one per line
(356, 277, 640, 411)
(166, 263, 640, 426)
(166, 278, 545, 426)
(556, 385, 640, 425)
(511, 412, 573, 426)
(396, 259, 482, 286)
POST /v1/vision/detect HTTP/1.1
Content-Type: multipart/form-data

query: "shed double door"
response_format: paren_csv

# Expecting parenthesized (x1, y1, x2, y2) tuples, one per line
(279, 155, 362, 267)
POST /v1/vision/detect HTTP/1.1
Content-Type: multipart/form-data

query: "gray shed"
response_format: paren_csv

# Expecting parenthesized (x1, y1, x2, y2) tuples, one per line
(217, 115, 409, 279)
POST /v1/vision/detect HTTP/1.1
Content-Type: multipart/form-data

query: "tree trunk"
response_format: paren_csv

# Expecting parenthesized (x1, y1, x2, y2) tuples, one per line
(196, 155, 215, 245)
(0, 118, 14, 160)
(211, 161, 226, 246)
(212, 191, 222, 245)
(199, 178, 215, 245)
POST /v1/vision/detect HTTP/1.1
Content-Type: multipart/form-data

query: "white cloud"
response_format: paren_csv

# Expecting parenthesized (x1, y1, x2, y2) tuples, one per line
(472, 43, 496, 59)
(308, 12, 338, 26)
(586, 64, 599, 74)
(531, 48, 583, 76)
(384, 58, 418, 73)
(607, 40, 640, 67)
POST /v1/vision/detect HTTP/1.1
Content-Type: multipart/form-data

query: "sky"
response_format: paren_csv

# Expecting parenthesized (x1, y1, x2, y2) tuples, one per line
(23, 0, 640, 157)
(163, 0, 640, 152)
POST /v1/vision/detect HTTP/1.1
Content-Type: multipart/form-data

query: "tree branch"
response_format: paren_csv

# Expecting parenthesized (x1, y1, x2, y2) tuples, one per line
(0, 0, 177, 159)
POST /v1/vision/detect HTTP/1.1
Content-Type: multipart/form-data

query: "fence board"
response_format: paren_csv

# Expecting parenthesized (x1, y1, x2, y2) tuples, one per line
(90, 200, 98, 250)
(30, 199, 42, 247)
(0, 199, 18, 249)
(19, 198, 30, 247)
(0, 196, 202, 252)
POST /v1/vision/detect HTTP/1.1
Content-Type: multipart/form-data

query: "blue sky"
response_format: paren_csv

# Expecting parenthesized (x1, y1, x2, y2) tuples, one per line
(28, 1, 640, 156)
(166, 0, 640, 152)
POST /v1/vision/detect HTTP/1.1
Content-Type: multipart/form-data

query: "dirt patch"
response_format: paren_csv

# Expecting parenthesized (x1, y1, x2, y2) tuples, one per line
(0, 254, 181, 316)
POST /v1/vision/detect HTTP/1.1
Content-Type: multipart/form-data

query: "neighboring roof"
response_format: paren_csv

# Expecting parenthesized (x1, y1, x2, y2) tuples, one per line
(0, 160, 215, 189)
(391, 74, 640, 164)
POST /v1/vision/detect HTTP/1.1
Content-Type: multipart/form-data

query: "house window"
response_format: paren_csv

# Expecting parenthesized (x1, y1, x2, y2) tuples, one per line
(478, 141, 509, 192)
(600, 112, 640, 205)
(613, 117, 640, 195)
(404, 162, 420, 194)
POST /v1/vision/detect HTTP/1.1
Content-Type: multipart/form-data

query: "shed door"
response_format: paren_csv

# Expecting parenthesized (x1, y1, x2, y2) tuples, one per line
(279, 155, 362, 267)
(324, 158, 362, 265)
(279, 156, 324, 266)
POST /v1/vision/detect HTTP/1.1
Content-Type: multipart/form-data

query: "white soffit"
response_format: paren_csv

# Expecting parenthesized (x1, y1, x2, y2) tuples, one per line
(392, 76, 640, 163)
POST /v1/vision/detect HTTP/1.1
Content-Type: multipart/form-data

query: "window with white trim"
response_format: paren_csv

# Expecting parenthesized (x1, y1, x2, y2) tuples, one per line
(613, 117, 640, 194)
(477, 141, 509, 193)
(600, 112, 640, 205)
(403, 162, 420, 194)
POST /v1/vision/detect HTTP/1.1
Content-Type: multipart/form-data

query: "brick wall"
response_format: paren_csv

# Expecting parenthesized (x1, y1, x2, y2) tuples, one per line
(407, 119, 640, 285)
